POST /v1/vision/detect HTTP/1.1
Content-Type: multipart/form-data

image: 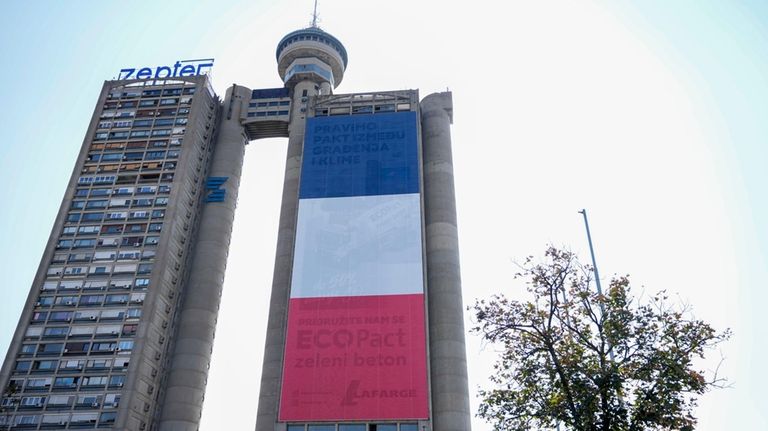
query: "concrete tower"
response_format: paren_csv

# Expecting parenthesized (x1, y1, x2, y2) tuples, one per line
(254, 24, 471, 431)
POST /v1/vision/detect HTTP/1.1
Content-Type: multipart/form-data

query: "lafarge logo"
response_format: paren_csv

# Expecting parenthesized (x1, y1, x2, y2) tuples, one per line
(341, 380, 418, 406)
(118, 58, 214, 80)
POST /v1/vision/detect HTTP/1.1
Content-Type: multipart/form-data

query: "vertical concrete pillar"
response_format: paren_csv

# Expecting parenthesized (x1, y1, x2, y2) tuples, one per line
(421, 92, 471, 431)
(158, 85, 249, 431)
(255, 80, 319, 431)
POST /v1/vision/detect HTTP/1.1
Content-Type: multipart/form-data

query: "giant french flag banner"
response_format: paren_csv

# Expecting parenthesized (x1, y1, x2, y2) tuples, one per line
(279, 111, 429, 421)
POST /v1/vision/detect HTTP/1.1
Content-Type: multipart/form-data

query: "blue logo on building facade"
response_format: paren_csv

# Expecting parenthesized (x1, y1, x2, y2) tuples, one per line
(118, 59, 214, 80)
(205, 177, 229, 203)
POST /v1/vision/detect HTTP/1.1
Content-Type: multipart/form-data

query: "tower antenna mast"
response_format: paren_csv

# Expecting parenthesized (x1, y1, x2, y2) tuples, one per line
(311, 0, 319, 28)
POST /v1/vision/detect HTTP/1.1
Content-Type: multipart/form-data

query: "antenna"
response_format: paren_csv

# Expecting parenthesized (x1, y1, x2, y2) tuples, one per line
(311, 0, 320, 28)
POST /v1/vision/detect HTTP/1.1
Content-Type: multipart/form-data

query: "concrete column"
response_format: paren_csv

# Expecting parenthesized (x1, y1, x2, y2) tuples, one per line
(255, 80, 319, 431)
(158, 85, 249, 431)
(421, 92, 471, 431)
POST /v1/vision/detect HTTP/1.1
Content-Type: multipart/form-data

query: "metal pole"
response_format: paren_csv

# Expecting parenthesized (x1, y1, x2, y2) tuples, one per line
(578, 209, 603, 296)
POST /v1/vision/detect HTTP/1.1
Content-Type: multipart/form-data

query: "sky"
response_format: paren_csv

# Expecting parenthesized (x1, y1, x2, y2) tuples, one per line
(0, 0, 766, 429)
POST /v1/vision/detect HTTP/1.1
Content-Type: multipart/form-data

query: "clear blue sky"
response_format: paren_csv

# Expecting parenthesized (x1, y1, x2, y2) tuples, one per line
(1, 1, 766, 429)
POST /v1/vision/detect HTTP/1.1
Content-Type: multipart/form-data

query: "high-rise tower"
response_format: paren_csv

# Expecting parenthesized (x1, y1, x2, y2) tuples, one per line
(0, 20, 470, 431)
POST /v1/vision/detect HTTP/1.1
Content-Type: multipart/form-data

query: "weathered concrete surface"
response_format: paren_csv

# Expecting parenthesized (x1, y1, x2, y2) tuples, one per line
(421, 92, 471, 431)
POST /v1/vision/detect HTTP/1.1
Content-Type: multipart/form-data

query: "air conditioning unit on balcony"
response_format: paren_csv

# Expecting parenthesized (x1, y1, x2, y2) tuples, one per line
(91, 402, 100, 408)
(65, 301, 74, 305)
(90, 316, 97, 320)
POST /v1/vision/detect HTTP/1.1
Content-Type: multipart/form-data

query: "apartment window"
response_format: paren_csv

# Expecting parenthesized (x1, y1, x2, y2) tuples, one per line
(25, 327, 43, 338)
(126, 309, 142, 319)
(84, 280, 108, 290)
(100, 310, 125, 320)
(53, 377, 79, 389)
(110, 279, 132, 289)
(74, 310, 99, 321)
(66, 212, 80, 222)
(70, 326, 95, 337)
(107, 211, 128, 220)
(105, 295, 128, 304)
(117, 340, 134, 351)
(133, 198, 153, 206)
(110, 198, 131, 207)
(99, 412, 118, 425)
(37, 296, 55, 307)
(117, 251, 141, 260)
(14, 415, 41, 426)
(56, 239, 73, 249)
(86, 359, 111, 370)
(308, 426, 335, 431)
(96, 325, 121, 337)
(108, 375, 125, 388)
(104, 393, 121, 408)
(114, 187, 134, 195)
(48, 312, 73, 322)
(14, 361, 31, 372)
(81, 376, 108, 387)
(64, 342, 89, 355)
(62, 226, 77, 236)
(91, 342, 117, 353)
(81, 212, 104, 221)
(20, 344, 36, 355)
(46, 395, 73, 408)
(80, 295, 104, 306)
(43, 327, 69, 337)
(155, 197, 169, 206)
(38, 343, 65, 356)
(151, 209, 165, 218)
(59, 280, 83, 290)
(25, 378, 52, 389)
(89, 265, 111, 275)
(58, 360, 84, 371)
(130, 211, 149, 219)
(31, 312, 48, 322)
(370, 425, 397, 431)
(86, 200, 108, 209)
(41, 414, 69, 427)
(64, 266, 86, 275)
(70, 413, 98, 426)
(139, 100, 157, 107)
(137, 264, 152, 274)
(148, 223, 162, 232)
(52, 253, 68, 264)
(78, 225, 100, 234)
(122, 324, 138, 336)
(135, 278, 150, 288)
(73, 239, 96, 248)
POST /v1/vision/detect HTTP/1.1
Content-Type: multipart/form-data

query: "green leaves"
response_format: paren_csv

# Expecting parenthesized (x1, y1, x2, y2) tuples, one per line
(471, 247, 729, 431)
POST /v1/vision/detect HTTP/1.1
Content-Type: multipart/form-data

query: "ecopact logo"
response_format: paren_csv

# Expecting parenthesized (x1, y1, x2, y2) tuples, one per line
(118, 59, 214, 80)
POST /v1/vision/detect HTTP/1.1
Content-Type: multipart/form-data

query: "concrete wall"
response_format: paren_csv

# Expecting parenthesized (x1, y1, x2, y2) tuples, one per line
(421, 92, 471, 431)
(157, 84, 249, 431)
(254, 80, 319, 431)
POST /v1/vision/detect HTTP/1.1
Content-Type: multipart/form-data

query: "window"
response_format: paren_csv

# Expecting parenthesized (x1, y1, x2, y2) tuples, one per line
(63, 265, 86, 275)
(59, 280, 83, 290)
(56, 239, 73, 249)
(58, 360, 84, 371)
(81, 376, 108, 387)
(73, 239, 96, 248)
(43, 327, 69, 337)
(47, 395, 72, 407)
(133, 198, 152, 206)
(25, 327, 43, 338)
(74, 310, 99, 321)
(308, 426, 335, 431)
(78, 225, 100, 234)
(90, 342, 118, 353)
(70, 413, 98, 425)
(37, 343, 65, 356)
(148, 223, 162, 232)
(105, 295, 128, 304)
(70, 326, 95, 337)
(81, 212, 104, 221)
(48, 312, 73, 322)
(104, 393, 121, 407)
(80, 295, 104, 306)
(133, 119, 152, 128)
(146, 150, 166, 160)
(53, 253, 68, 263)
(31, 312, 48, 322)
(25, 378, 52, 389)
(108, 375, 126, 387)
(62, 226, 77, 235)
(151, 209, 165, 218)
(40, 414, 69, 426)
(101, 310, 125, 320)
(122, 325, 137, 336)
(86, 359, 111, 370)
(99, 412, 118, 425)
(64, 342, 89, 355)
(20, 344, 36, 355)
(117, 340, 134, 351)
(32, 360, 57, 371)
(137, 264, 152, 274)
(53, 377, 79, 389)
(14, 361, 31, 371)
(135, 278, 150, 288)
